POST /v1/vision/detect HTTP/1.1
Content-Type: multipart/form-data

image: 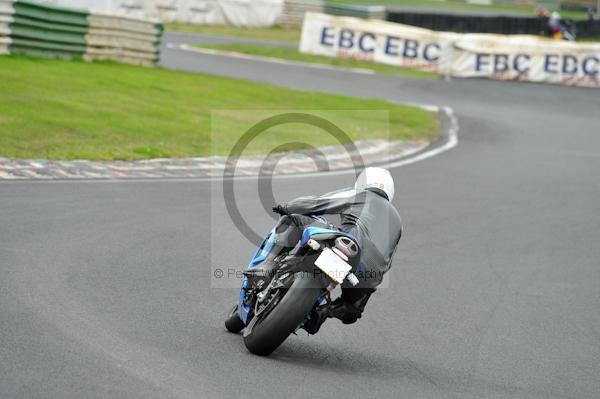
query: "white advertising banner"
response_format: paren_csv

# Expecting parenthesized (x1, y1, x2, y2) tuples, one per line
(300, 12, 458, 74)
(450, 34, 600, 87)
(300, 12, 600, 88)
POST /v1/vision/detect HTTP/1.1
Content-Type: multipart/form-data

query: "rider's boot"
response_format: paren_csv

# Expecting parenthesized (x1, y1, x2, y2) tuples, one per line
(303, 289, 373, 334)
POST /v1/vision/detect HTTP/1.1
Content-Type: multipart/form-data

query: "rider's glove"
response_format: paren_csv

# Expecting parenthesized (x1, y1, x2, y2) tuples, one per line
(272, 205, 288, 216)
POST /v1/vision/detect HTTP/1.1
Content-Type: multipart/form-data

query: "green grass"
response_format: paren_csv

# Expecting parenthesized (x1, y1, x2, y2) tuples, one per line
(166, 23, 301, 43)
(330, 0, 589, 19)
(0, 56, 438, 160)
(196, 43, 438, 79)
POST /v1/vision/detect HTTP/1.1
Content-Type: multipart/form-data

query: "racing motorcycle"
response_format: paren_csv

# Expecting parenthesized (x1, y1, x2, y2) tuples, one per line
(224, 216, 361, 356)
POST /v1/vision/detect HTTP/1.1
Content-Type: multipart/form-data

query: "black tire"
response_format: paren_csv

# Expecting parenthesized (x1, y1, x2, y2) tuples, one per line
(243, 274, 323, 356)
(225, 304, 245, 333)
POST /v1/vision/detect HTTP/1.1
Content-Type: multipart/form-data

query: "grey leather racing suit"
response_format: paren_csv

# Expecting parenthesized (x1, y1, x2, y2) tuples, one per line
(280, 186, 403, 291)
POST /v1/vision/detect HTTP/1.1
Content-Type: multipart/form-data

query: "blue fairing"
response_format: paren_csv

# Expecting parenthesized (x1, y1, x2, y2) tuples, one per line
(240, 228, 277, 324)
(300, 226, 357, 246)
(248, 230, 277, 269)
(239, 278, 250, 323)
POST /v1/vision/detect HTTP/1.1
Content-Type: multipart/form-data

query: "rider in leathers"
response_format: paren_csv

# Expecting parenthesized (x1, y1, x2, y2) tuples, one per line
(272, 167, 402, 334)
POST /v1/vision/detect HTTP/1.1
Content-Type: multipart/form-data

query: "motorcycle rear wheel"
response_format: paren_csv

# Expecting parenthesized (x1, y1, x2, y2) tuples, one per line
(243, 274, 323, 356)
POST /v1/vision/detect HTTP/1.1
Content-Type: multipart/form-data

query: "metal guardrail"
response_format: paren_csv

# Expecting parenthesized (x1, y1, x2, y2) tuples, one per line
(279, 0, 323, 26)
(279, 0, 385, 26)
(324, 3, 385, 19)
(386, 9, 600, 38)
(0, 0, 163, 66)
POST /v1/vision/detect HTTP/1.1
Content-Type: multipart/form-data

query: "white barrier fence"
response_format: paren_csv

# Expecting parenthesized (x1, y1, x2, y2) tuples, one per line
(40, 0, 284, 27)
(38, 0, 386, 27)
(300, 12, 600, 88)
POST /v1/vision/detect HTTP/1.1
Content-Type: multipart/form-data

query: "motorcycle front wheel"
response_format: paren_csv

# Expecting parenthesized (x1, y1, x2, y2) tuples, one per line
(243, 273, 323, 356)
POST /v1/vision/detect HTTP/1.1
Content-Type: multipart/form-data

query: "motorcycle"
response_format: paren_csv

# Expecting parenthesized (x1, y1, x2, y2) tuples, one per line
(559, 20, 577, 41)
(549, 19, 577, 41)
(224, 216, 361, 356)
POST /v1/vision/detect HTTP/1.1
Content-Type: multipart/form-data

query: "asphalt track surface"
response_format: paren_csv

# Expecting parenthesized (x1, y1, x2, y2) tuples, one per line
(1, 33, 599, 399)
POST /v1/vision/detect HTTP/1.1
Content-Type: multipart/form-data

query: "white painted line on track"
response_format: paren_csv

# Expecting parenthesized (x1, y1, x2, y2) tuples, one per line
(0, 107, 459, 184)
(383, 106, 458, 169)
(169, 43, 376, 75)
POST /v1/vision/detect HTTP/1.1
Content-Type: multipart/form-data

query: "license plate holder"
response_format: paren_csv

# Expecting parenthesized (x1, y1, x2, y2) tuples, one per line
(314, 248, 352, 284)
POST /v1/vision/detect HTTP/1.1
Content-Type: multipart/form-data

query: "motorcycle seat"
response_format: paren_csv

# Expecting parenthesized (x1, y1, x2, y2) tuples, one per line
(300, 226, 358, 247)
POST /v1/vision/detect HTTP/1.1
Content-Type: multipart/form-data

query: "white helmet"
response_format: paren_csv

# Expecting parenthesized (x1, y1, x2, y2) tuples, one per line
(354, 167, 395, 201)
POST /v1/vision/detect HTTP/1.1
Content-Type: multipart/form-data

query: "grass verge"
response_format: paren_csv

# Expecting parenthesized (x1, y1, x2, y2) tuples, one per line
(195, 43, 438, 79)
(0, 55, 438, 160)
(166, 23, 301, 43)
